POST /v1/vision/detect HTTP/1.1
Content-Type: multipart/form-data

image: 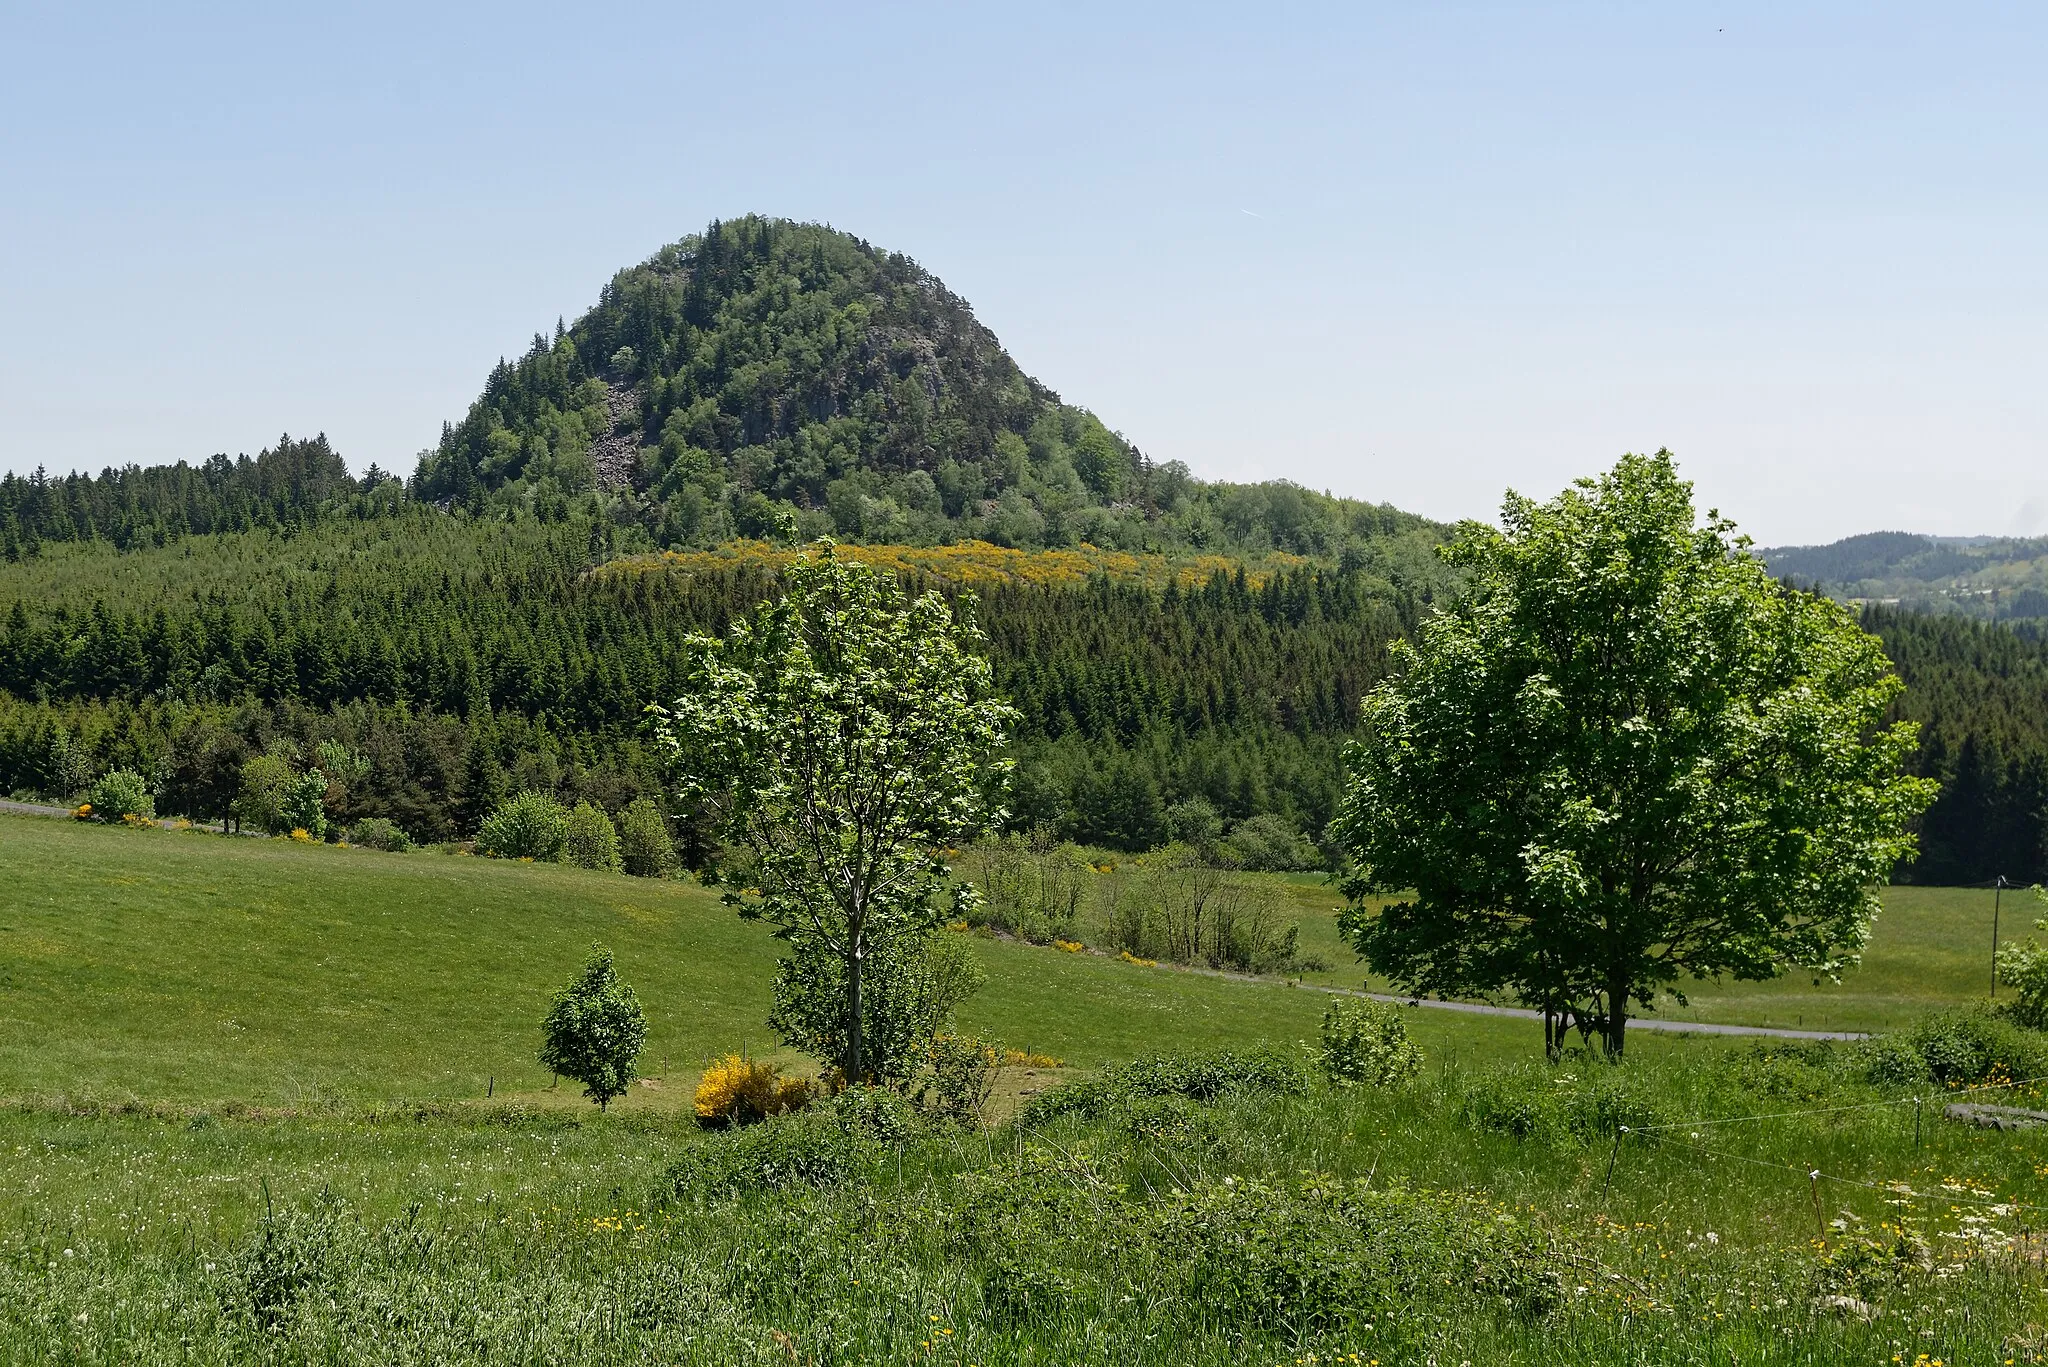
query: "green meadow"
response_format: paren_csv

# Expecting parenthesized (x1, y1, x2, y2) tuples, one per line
(1276, 874, 2014, 1034)
(9, 814, 2048, 1364)
(0, 815, 2020, 1113)
(0, 815, 1544, 1109)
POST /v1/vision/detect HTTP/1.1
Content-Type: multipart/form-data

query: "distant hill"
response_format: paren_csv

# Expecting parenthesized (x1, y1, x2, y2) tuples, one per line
(410, 215, 1439, 564)
(1759, 531, 2048, 623)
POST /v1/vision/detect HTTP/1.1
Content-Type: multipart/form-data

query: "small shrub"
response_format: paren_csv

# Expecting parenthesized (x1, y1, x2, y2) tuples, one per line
(478, 790, 569, 862)
(914, 1034, 998, 1127)
(230, 1197, 341, 1332)
(1859, 1035, 1928, 1088)
(1018, 1046, 1310, 1126)
(693, 1054, 812, 1127)
(1731, 1041, 1848, 1101)
(562, 801, 623, 872)
(617, 798, 677, 877)
(1118, 1094, 1225, 1151)
(1457, 1064, 1663, 1144)
(235, 754, 297, 834)
(1996, 895, 2048, 1028)
(538, 946, 647, 1110)
(660, 1112, 869, 1203)
(1315, 998, 1423, 1087)
(829, 1084, 922, 1145)
(1220, 811, 1322, 871)
(1900, 1007, 2048, 1089)
(280, 770, 329, 839)
(345, 817, 413, 852)
(84, 769, 154, 824)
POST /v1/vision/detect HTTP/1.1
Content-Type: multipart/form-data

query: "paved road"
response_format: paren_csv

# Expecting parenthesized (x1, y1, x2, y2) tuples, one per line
(1350, 990, 1868, 1041)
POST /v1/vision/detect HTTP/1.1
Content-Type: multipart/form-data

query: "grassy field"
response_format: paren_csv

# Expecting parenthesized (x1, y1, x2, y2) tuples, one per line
(6, 1034, 2047, 1363)
(0, 815, 2023, 1113)
(0, 815, 1542, 1108)
(7, 813, 2048, 1363)
(1269, 874, 2014, 1033)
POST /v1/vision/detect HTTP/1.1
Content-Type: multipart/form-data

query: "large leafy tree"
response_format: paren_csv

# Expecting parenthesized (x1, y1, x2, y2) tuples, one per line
(1333, 453, 1937, 1057)
(654, 542, 1015, 1083)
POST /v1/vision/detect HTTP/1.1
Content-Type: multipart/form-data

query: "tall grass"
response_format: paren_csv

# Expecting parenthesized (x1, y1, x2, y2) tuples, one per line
(5, 1039, 2046, 1363)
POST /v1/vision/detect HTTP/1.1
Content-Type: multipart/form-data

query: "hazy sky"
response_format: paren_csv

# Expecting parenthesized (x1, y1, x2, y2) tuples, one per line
(2, 2, 2042, 546)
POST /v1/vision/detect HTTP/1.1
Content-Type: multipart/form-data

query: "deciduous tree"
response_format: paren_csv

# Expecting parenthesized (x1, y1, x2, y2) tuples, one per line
(654, 542, 1014, 1083)
(1334, 453, 1936, 1057)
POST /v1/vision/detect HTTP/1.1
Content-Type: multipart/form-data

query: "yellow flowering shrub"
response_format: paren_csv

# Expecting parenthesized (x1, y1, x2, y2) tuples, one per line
(694, 1054, 813, 1127)
(1120, 949, 1158, 968)
(1002, 1049, 1063, 1068)
(593, 539, 1307, 593)
(1053, 939, 1085, 954)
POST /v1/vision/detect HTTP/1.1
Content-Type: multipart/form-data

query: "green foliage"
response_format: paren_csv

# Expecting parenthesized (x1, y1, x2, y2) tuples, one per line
(0, 434, 365, 554)
(768, 931, 987, 1087)
(9, 1047, 2046, 1364)
(1017, 1046, 1311, 1126)
(83, 767, 152, 822)
(913, 1033, 999, 1127)
(1337, 453, 1939, 1056)
(826, 1082, 924, 1145)
(561, 800, 622, 872)
(478, 789, 568, 861)
(344, 817, 412, 852)
(616, 798, 676, 877)
(1862, 610, 2048, 885)
(661, 1110, 872, 1204)
(1994, 889, 2048, 1028)
(0, 515, 1429, 849)
(1887, 1006, 2048, 1089)
(1101, 846, 1299, 972)
(410, 215, 1443, 565)
(1314, 998, 1422, 1087)
(656, 544, 1015, 1082)
(281, 768, 329, 838)
(537, 946, 647, 1110)
(964, 831, 1086, 942)
(235, 753, 297, 834)
(1220, 811, 1321, 871)
(1455, 1063, 1665, 1144)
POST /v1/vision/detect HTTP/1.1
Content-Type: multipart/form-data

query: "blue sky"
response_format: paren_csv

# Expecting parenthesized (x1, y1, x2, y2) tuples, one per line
(1, 1, 2041, 545)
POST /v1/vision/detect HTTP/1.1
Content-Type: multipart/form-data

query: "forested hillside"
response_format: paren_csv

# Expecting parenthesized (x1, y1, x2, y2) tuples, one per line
(410, 215, 1435, 560)
(0, 519, 1421, 852)
(1868, 607, 2048, 884)
(0, 435, 400, 557)
(1763, 530, 2048, 624)
(0, 214, 2043, 881)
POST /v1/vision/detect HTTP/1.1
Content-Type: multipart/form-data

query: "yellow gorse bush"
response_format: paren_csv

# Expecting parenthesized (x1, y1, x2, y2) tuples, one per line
(693, 1054, 812, 1127)
(593, 539, 1306, 592)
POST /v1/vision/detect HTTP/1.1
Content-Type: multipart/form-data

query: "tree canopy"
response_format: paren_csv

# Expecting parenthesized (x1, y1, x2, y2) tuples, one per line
(655, 543, 1015, 1083)
(1334, 453, 1937, 1057)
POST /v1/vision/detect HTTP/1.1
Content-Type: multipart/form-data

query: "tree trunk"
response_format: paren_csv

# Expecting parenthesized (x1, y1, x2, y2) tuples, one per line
(845, 937, 864, 1085)
(1604, 972, 1629, 1059)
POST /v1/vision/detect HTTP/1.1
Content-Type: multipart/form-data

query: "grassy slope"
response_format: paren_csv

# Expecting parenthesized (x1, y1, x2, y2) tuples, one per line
(1269, 875, 2008, 1033)
(1, 815, 2012, 1111)
(0, 816, 1534, 1107)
